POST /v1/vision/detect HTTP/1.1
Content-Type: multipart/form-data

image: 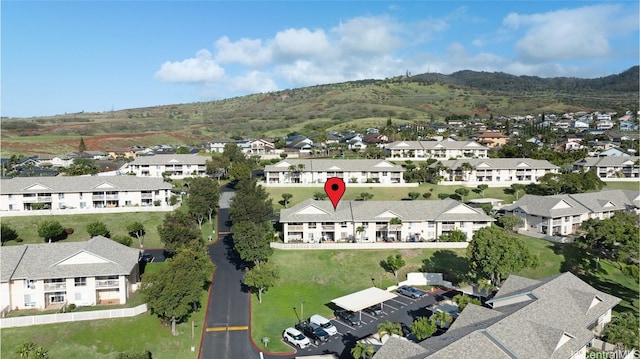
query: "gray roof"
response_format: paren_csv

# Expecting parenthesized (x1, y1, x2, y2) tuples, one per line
(1, 176, 172, 195)
(264, 159, 404, 173)
(386, 139, 486, 151)
(128, 154, 209, 165)
(280, 199, 494, 223)
(433, 158, 559, 170)
(373, 337, 427, 359)
(503, 190, 640, 217)
(573, 156, 639, 167)
(376, 272, 621, 359)
(0, 236, 140, 282)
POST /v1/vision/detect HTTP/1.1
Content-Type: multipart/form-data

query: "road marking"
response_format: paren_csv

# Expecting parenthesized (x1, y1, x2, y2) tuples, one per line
(205, 325, 248, 332)
(218, 231, 231, 235)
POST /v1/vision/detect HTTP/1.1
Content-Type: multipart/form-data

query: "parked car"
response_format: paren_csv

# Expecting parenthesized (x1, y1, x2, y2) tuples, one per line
(139, 253, 154, 263)
(397, 285, 424, 299)
(334, 309, 360, 326)
(363, 303, 383, 316)
(282, 327, 311, 349)
(400, 322, 418, 342)
(309, 314, 338, 336)
(295, 321, 329, 345)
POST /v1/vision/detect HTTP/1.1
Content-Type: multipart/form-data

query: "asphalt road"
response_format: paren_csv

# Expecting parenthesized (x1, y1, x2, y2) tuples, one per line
(197, 185, 444, 359)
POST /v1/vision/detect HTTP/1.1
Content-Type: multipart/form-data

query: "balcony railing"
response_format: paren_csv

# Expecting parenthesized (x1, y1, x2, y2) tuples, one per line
(92, 195, 119, 200)
(441, 224, 456, 231)
(22, 196, 52, 203)
(95, 279, 119, 288)
(287, 225, 303, 231)
(44, 282, 66, 291)
(321, 225, 335, 230)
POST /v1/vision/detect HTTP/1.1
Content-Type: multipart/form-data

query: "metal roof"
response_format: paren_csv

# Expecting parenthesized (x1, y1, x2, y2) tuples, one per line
(331, 287, 398, 312)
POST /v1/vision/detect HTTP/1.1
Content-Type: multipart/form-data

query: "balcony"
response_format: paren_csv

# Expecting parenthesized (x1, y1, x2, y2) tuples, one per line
(96, 279, 120, 288)
(44, 282, 66, 291)
(321, 225, 335, 230)
(141, 193, 153, 199)
(441, 224, 456, 231)
(92, 195, 120, 200)
(22, 196, 52, 203)
(287, 225, 303, 231)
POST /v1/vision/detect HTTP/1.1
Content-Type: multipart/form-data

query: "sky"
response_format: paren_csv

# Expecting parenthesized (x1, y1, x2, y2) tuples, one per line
(2, 1, 638, 118)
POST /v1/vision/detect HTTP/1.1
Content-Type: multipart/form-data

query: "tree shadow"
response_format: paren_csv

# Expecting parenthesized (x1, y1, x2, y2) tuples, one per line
(339, 332, 361, 359)
(421, 249, 470, 286)
(222, 234, 247, 271)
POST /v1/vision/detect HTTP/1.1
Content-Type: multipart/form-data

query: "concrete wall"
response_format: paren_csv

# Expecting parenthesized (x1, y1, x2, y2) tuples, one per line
(0, 304, 147, 328)
(270, 242, 468, 250)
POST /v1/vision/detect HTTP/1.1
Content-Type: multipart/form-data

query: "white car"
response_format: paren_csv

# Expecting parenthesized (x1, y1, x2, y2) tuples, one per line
(283, 327, 311, 349)
(309, 314, 338, 336)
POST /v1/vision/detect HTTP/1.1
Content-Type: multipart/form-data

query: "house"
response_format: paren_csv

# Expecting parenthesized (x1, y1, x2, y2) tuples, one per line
(363, 133, 390, 145)
(263, 159, 405, 185)
(432, 158, 560, 187)
(122, 154, 209, 179)
(0, 176, 173, 214)
(373, 272, 621, 359)
(0, 236, 140, 313)
(572, 156, 639, 179)
(597, 147, 632, 157)
(475, 131, 509, 148)
(502, 189, 640, 236)
(288, 137, 314, 154)
(279, 198, 493, 243)
(206, 138, 235, 154)
(385, 139, 488, 160)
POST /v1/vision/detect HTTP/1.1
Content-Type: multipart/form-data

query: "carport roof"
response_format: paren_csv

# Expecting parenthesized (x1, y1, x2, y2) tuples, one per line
(331, 287, 398, 312)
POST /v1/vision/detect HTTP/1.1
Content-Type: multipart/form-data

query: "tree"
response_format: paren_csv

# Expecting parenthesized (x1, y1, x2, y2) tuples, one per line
(231, 220, 274, 266)
(429, 310, 453, 329)
(497, 215, 524, 232)
(437, 193, 450, 200)
(244, 262, 279, 303)
(187, 177, 220, 228)
(438, 228, 467, 242)
(407, 191, 420, 200)
(578, 211, 639, 265)
(603, 312, 640, 350)
(112, 234, 133, 247)
(78, 137, 86, 152)
(126, 221, 146, 248)
(504, 183, 525, 200)
(1, 223, 19, 245)
(355, 225, 365, 241)
(452, 294, 481, 311)
(473, 184, 489, 198)
(410, 316, 437, 340)
(229, 179, 273, 224)
(383, 254, 405, 282)
(459, 162, 475, 181)
(313, 191, 327, 200)
(140, 247, 213, 335)
(467, 226, 539, 286)
(86, 220, 110, 238)
(205, 154, 230, 182)
(37, 220, 64, 243)
(16, 341, 48, 359)
(454, 187, 469, 202)
(280, 193, 293, 208)
(358, 192, 374, 201)
(65, 158, 100, 176)
(157, 211, 203, 254)
(377, 320, 402, 339)
(350, 342, 375, 359)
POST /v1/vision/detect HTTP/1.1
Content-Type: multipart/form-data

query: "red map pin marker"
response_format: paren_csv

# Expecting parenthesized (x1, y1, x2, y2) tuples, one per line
(324, 177, 346, 210)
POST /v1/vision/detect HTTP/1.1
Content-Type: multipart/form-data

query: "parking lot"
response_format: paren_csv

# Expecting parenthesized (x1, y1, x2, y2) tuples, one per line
(280, 287, 447, 359)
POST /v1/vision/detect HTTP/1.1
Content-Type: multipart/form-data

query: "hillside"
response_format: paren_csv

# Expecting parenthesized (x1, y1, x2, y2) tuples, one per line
(1, 67, 638, 156)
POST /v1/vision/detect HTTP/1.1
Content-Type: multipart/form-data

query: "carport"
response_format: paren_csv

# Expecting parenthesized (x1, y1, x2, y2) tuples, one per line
(331, 287, 398, 320)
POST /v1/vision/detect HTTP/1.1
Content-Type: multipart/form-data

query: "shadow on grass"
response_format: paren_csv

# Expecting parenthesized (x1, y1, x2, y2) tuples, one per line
(553, 243, 639, 314)
(421, 249, 470, 286)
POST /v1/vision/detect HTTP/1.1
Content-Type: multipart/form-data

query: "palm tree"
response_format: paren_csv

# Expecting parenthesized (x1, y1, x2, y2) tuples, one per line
(351, 342, 375, 359)
(459, 162, 475, 181)
(16, 342, 36, 358)
(355, 225, 365, 241)
(430, 310, 453, 329)
(377, 320, 402, 340)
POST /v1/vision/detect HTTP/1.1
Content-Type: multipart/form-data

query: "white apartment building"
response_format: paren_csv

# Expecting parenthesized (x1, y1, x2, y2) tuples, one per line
(263, 159, 405, 185)
(433, 158, 560, 187)
(385, 139, 488, 160)
(122, 154, 209, 179)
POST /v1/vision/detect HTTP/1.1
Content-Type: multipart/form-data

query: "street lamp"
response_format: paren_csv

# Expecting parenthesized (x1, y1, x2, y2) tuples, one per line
(293, 306, 300, 322)
(371, 278, 376, 288)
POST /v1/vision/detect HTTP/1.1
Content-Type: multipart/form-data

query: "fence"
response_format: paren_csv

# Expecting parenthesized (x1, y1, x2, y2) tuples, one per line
(0, 205, 179, 218)
(517, 230, 575, 243)
(0, 304, 147, 328)
(270, 242, 468, 250)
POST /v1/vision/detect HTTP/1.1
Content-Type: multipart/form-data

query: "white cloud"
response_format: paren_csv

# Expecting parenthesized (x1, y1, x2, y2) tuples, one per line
(274, 28, 332, 58)
(214, 36, 272, 66)
(333, 16, 403, 54)
(505, 4, 627, 62)
(155, 49, 225, 83)
(229, 71, 279, 94)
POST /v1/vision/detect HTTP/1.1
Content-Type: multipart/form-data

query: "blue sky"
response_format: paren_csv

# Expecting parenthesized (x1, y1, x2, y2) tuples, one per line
(2, 1, 638, 118)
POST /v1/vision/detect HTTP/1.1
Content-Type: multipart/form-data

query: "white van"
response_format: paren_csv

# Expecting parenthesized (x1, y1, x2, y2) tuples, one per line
(309, 314, 338, 336)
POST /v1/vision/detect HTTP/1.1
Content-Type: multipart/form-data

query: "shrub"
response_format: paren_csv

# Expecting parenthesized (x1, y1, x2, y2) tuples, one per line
(65, 227, 75, 235)
(112, 234, 133, 247)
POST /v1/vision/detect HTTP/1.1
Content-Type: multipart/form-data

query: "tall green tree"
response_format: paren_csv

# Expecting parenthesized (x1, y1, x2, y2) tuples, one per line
(377, 320, 402, 339)
(430, 310, 453, 328)
(126, 221, 146, 248)
(350, 342, 375, 359)
(229, 179, 273, 224)
(473, 184, 489, 198)
(140, 247, 213, 335)
(578, 211, 639, 265)
(497, 215, 524, 232)
(66, 158, 100, 176)
(452, 294, 481, 311)
(410, 316, 437, 340)
(603, 312, 640, 350)
(78, 137, 86, 152)
(454, 187, 469, 202)
(383, 254, 406, 282)
(86, 220, 110, 238)
(37, 220, 65, 243)
(1, 223, 19, 245)
(467, 226, 539, 286)
(280, 193, 293, 208)
(438, 228, 467, 242)
(244, 262, 279, 303)
(186, 177, 220, 228)
(157, 211, 203, 254)
(231, 220, 274, 266)
(205, 154, 230, 181)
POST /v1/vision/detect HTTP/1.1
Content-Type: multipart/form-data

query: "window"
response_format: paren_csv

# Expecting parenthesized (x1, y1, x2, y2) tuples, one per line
(24, 294, 36, 307)
(308, 223, 316, 229)
(24, 279, 36, 289)
(75, 277, 87, 287)
(565, 217, 570, 222)
(58, 193, 65, 199)
(428, 222, 435, 228)
(341, 222, 348, 228)
(459, 222, 467, 228)
(382, 171, 388, 176)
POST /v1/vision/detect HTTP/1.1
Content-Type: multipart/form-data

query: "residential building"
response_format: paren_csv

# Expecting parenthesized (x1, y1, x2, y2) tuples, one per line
(475, 130, 509, 148)
(573, 156, 640, 179)
(385, 139, 488, 160)
(0, 236, 140, 313)
(263, 159, 405, 185)
(373, 272, 621, 359)
(122, 154, 208, 179)
(0, 176, 173, 214)
(206, 138, 234, 153)
(502, 190, 640, 236)
(244, 139, 275, 156)
(279, 198, 493, 243)
(432, 158, 560, 187)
